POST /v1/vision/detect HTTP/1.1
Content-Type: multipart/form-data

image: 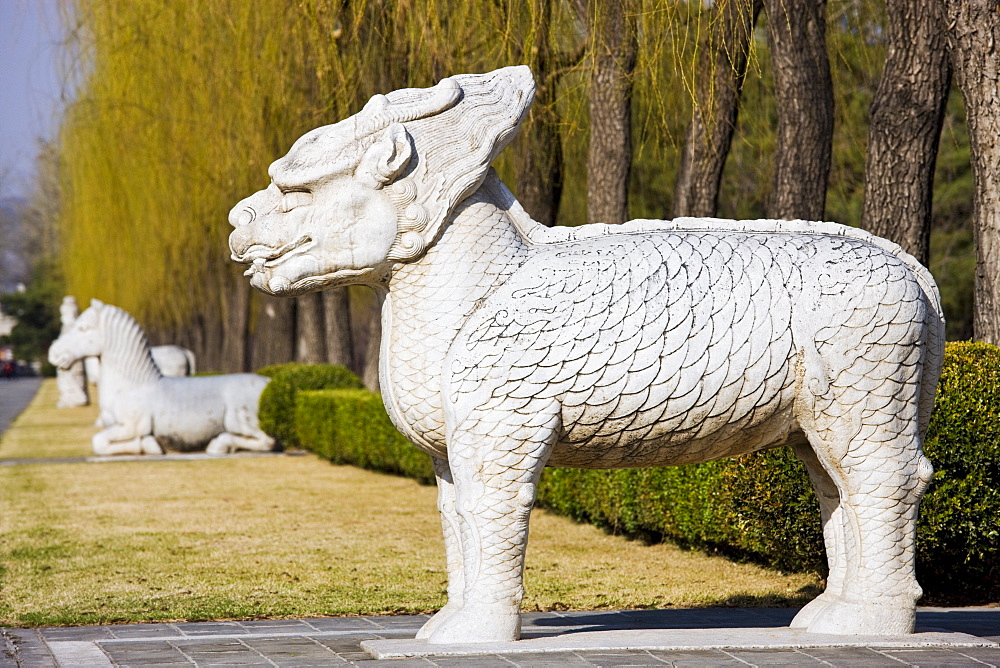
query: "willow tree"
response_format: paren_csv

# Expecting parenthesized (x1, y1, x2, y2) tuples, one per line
(58, 1, 356, 370)
(941, 0, 1000, 345)
(55, 0, 983, 370)
(764, 0, 834, 220)
(499, 0, 586, 227)
(56, 0, 532, 372)
(673, 0, 762, 218)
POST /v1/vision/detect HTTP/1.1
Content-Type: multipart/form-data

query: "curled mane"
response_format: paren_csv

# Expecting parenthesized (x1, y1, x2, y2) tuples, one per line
(383, 67, 535, 261)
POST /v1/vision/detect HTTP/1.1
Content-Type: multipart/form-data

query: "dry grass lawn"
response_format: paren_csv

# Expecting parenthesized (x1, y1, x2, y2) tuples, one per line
(0, 381, 820, 627)
(0, 380, 98, 459)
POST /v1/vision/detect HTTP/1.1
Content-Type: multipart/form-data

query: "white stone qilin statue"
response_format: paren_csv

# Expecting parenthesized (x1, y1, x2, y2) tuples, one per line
(48, 299, 274, 455)
(54, 296, 89, 408)
(228, 67, 944, 644)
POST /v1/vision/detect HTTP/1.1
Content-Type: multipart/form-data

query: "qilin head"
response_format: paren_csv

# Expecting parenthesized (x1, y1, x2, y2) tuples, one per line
(228, 66, 536, 296)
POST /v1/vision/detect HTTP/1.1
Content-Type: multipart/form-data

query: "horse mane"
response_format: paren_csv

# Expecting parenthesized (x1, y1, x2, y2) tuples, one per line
(98, 304, 162, 385)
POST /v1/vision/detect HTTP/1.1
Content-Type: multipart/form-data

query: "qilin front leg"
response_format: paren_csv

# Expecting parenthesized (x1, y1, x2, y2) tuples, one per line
(426, 398, 559, 644)
(416, 456, 465, 639)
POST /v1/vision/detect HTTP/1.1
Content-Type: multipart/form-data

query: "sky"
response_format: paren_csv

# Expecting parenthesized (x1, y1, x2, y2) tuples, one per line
(0, 0, 67, 200)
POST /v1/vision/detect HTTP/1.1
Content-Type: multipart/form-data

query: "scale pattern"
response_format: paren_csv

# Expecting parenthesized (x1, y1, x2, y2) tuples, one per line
(445, 229, 931, 469)
(377, 188, 945, 641)
(426, 215, 941, 639)
(385, 196, 528, 454)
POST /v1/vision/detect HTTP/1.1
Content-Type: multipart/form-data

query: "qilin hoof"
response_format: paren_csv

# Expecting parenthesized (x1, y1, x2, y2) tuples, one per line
(803, 598, 916, 636)
(790, 592, 836, 629)
(426, 603, 521, 644)
(415, 601, 461, 640)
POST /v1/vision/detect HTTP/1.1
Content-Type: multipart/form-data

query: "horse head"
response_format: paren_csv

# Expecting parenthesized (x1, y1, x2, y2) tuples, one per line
(48, 299, 106, 369)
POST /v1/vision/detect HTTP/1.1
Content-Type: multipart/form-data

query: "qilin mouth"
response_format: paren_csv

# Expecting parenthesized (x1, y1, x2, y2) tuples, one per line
(231, 235, 311, 267)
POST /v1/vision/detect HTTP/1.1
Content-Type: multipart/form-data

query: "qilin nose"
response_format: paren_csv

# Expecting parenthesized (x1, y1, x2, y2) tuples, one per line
(228, 204, 255, 229)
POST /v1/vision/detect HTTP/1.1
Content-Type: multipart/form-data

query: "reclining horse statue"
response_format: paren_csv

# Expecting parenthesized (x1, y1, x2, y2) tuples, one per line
(228, 67, 944, 644)
(49, 299, 274, 456)
(59, 298, 197, 427)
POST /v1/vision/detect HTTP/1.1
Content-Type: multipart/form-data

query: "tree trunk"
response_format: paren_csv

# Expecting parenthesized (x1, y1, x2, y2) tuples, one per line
(362, 297, 382, 393)
(861, 0, 950, 267)
(586, 0, 638, 225)
(511, 0, 565, 227)
(673, 0, 763, 218)
(942, 0, 1000, 344)
(221, 274, 249, 372)
(172, 277, 249, 373)
(248, 295, 295, 370)
(323, 288, 356, 371)
(764, 0, 834, 220)
(295, 293, 326, 364)
(513, 86, 564, 226)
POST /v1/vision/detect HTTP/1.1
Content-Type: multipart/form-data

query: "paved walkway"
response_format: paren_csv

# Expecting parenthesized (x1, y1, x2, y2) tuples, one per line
(0, 376, 42, 435)
(3, 608, 998, 666)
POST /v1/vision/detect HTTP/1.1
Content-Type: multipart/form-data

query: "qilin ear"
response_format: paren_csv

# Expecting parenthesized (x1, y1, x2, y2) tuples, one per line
(356, 123, 413, 189)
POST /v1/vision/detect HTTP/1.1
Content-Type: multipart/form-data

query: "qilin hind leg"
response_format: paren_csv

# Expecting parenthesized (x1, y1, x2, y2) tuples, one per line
(794, 362, 933, 635)
(427, 400, 559, 644)
(416, 456, 465, 640)
(790, 441, 849, 629)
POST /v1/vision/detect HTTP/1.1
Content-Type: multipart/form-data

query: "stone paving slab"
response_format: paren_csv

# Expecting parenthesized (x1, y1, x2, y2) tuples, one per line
(3, 608, 998, 666)
(363, 627, 994, 659)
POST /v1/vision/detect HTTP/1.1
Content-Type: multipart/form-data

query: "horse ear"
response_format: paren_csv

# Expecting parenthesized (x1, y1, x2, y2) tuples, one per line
(90, 298, 104, 309)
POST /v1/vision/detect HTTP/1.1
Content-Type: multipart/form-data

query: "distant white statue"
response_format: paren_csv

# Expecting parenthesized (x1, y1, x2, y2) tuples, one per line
(48, 299, 273, 455)
(83, 355, 100, 385)
(54, 296, 89, 408)
(229, 67, 944, 643)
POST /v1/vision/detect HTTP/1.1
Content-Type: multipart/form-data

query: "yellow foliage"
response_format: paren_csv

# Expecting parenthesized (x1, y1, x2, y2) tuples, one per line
(56, 0, 888, 334)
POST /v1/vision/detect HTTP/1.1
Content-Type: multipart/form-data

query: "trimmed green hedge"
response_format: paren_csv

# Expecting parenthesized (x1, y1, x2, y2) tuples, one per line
(257, 362, 363, 449)
(296, 389, 435, 483)
(918, 342, 1000, 598)
(536, 451, 826, 573)
(288, 342, 1000, 603)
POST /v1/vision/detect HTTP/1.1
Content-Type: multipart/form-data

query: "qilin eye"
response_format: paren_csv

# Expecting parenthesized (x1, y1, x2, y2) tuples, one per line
(279, 189, 313, 213)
